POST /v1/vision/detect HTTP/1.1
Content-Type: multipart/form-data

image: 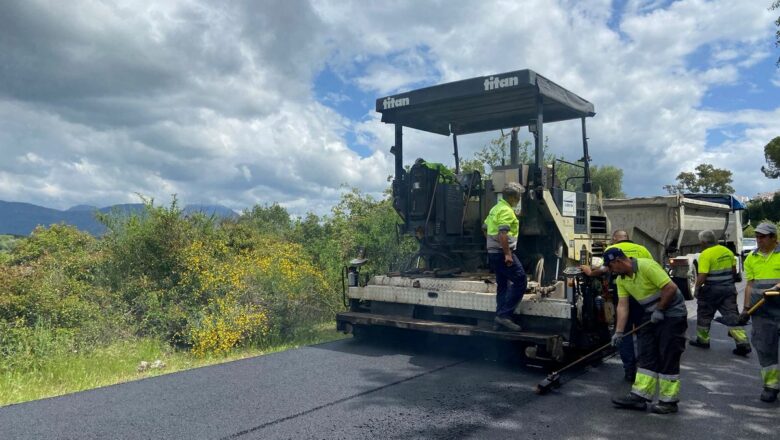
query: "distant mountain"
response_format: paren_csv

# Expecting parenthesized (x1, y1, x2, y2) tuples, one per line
(0, 201, 238, 236)
(182, 204, 239, 218)
(67, 204, 99, 212)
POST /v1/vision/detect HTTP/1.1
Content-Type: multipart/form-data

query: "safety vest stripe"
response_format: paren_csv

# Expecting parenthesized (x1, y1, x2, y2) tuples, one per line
(637, 292, 660, 305)
(707, 279, 732, 285)
(707, 268, 732, 275)
(486, 234, 518, 252)
(658, 373, 680, 381)
(705, 268, 733, 283)
(752, 279, 780, 290)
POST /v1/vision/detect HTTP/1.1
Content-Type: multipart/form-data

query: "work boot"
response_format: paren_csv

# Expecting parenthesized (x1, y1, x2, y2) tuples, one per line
(732, 344, 752, 357)
(494, 316, 522, 331)
(688, 338, 710, 349)
(611, 392, 647, 410)
(760, 387, 779, 403)
(624, 369, 636, 383)
(650, 402, 679, 414)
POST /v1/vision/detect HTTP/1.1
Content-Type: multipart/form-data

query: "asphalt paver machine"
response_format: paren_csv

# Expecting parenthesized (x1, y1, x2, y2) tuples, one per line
(337, 69, 612, 361)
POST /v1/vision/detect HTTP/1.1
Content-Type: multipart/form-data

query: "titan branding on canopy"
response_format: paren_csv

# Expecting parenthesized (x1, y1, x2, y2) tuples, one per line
(484, 75, 519, 91)
(382, 96, 410, 109)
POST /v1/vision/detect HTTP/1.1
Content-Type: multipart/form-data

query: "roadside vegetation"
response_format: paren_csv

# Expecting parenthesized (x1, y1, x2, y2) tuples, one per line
(0, 192, 415, 406)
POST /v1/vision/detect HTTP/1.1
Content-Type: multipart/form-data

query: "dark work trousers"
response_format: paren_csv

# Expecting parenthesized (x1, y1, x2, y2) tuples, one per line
(489, 253, 527, 318)
(610, 278, 643, 374)
(619, 298, 645, 373)
(635, 316, 687, 399)
(696, 284, 741, 331)
(751, 314, 780, 390)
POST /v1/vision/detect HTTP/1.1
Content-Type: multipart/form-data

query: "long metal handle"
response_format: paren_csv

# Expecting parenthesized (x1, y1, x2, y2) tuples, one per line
(550, 320, 652, 377)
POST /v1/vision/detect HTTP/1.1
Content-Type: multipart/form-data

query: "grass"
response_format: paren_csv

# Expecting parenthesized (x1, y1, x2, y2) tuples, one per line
(0, 322, 347, 407)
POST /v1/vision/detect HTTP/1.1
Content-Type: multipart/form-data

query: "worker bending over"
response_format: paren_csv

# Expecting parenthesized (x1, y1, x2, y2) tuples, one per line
(606, 248, 688, 414)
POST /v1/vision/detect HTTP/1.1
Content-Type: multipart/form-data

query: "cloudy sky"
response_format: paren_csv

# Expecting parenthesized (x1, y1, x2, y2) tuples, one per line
(1, 0, 778, 215)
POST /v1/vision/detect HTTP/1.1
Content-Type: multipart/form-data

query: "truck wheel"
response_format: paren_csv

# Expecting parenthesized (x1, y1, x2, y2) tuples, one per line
(687, 265, 697, 299)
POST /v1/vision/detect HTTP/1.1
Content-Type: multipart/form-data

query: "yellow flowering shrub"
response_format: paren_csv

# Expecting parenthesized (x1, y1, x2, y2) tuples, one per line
(182, 235, 334, 354)
(246, 237, 335, 338)
(190, 295, 268, 356)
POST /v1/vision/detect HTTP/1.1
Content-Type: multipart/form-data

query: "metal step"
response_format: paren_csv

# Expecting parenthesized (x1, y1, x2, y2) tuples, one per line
(336, 311, 560, 346)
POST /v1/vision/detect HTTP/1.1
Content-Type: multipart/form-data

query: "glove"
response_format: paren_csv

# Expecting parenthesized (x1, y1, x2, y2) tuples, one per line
(611, 331, 624, 347)
(737, 312, 750, 326)
(651, 309, 665, 324)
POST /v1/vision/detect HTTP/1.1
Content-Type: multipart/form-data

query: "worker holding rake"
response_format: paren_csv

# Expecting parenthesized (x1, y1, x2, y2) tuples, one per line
(604, 247, 688, 415)
(742, 222, 780, 403)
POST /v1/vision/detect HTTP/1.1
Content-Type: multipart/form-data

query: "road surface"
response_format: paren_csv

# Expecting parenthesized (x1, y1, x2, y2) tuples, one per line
(1, 281, 776, 439)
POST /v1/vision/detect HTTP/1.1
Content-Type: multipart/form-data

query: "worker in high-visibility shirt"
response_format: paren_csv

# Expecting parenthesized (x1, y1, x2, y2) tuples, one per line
(605, 247, 688, 414)
(581, 230, 653, 383)
(483, 182, 526, 331)
(688, 230, 751, 356)
(743, 222, 780, 403)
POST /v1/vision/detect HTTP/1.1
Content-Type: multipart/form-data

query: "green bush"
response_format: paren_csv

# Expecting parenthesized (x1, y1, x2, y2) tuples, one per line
(0, 319, 75, 373)
(0, 188, 417, 362)
(0, 235, 20, 253)
(325, 188, 416, 279)
(0, 225, 110, 333)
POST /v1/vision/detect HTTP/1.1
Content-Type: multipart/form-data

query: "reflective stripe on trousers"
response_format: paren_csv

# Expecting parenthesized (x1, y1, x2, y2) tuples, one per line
(631, 369, 681, 403)
(761, 365, 779, 390)
(632, 316, 687, 402)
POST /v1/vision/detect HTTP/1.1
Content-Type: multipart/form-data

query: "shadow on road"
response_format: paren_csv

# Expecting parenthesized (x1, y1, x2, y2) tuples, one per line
(306, 316, 776, 440)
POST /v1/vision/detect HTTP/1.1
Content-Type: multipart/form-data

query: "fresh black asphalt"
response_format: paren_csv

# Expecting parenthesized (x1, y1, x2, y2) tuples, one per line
(1, 284, 776, 439)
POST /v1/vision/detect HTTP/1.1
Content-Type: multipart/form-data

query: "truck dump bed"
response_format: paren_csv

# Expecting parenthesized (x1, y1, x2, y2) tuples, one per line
(603, 194, 734, 261)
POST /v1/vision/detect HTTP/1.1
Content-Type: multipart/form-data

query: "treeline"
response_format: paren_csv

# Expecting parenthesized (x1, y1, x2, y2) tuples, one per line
(0, 192, 415, 371)
(747, 192, 780, 225)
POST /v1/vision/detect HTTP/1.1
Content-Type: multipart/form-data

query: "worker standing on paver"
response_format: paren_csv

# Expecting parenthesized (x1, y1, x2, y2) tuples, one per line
(604, 248, 688, 414)
(483, 182, 526, 331)
(581, 230, 653, 382)
(688, 230, 751, 356)
(742, 222, 780, 403)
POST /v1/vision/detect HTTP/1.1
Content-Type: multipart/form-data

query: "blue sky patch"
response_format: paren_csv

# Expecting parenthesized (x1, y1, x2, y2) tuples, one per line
(314, 66, 375, 121)
(700, 54, 780, 112)
(705, 122, 749, 149)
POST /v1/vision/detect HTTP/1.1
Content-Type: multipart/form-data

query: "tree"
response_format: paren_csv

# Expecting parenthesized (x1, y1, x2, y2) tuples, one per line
(663, 163, 735, 194)
(461, 132, 624, 196)
(590, 165, 626, 198)
(240, 203, 292, 236)
(460, 131, 534, 178)
(747, 193, 780, 223)
(762, 136, 780, 178)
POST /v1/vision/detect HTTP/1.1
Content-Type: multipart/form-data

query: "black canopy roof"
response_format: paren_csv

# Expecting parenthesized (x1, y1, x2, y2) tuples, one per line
(375, 69, 595, 135)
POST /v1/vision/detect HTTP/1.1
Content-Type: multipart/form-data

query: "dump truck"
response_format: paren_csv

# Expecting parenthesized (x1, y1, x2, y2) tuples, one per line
(603, 193, 746, 298)
(336, 69, 613, 362)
